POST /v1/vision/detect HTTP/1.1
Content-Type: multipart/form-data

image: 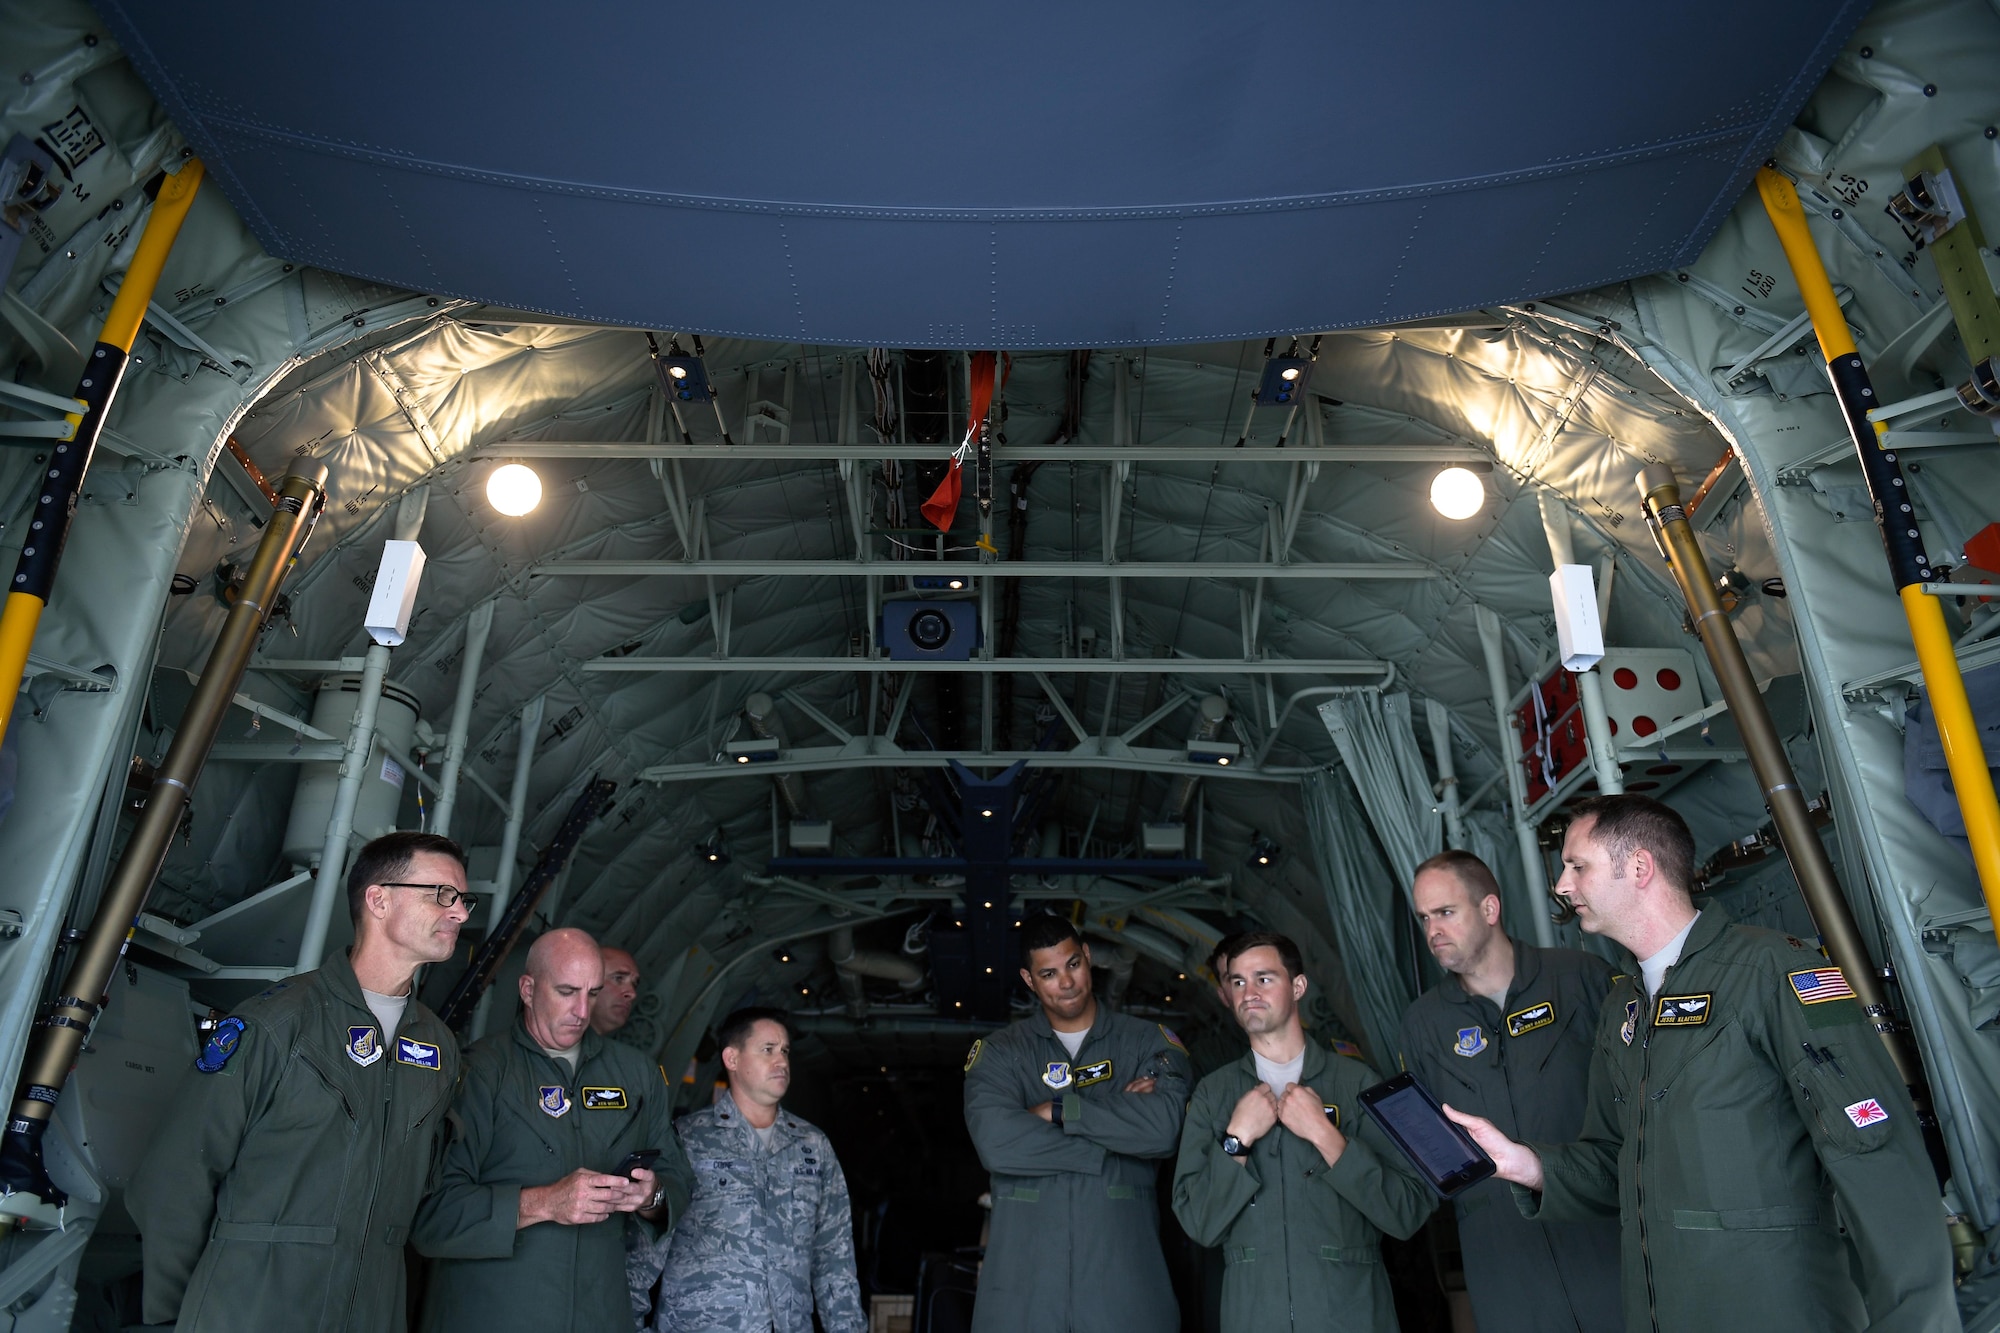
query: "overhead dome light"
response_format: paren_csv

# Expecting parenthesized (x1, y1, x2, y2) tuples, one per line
(668, 364, 689, 379)
(1429, 466, 1485, 520)
(487, 463, 542, 516)
(1280, 366, 1302, 381)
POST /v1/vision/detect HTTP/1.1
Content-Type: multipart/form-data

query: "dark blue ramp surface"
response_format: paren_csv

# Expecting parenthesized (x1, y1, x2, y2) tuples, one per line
(96, 2, 1864, 347)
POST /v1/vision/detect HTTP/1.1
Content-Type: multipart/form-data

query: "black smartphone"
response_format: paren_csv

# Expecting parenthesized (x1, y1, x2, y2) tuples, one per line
(613, 1148, 662, 1179)
(1357, 1072, 1497, 1199)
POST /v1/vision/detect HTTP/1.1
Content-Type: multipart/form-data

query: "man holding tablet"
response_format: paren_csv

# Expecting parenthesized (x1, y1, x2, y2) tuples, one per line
(1444, 794, 1954, 1332)
(1174, 932, 1434, 1332)
(1398, 849, 1621, 1332)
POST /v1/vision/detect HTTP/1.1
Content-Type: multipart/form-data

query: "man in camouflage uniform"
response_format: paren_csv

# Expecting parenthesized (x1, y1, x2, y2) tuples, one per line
(649, 1007, 864, 1332)
(130, 832, 471, 1333)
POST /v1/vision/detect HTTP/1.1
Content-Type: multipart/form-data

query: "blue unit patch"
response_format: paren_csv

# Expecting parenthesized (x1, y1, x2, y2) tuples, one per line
(540, 1085, 571, 1118)
(196, 1016, 246, 1073)
(346, 1026, 383, 1067)
(1158, 1025, 1187, 1054)
(395, 1037, 442, 1070)
(1042, 1061, 1073, 1090)
(1453, 1026, 1487, 1058)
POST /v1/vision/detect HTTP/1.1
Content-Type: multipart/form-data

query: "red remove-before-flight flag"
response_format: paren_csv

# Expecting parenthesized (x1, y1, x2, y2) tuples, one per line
(920, 351, 998, 532)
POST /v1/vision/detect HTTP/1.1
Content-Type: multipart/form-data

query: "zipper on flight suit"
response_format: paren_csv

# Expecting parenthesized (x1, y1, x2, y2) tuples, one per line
(1636, 987, 1663, 1333)
(1493, 999, 1585, 1333)
(345, 1084, 394, 1325)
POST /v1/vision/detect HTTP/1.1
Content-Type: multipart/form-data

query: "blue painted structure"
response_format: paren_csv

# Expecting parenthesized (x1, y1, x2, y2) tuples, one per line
(95, 2, 1866, 347)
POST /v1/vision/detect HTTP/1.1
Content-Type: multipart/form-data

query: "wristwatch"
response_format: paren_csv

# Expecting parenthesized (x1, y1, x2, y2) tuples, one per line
(644, 1183, 668, 1211)
(1220, 1131, 1251, 1158)
(1049, 1096, 1065, 1128)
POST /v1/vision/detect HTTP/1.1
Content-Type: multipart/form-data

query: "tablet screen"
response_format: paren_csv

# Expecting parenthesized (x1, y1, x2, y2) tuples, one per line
(1372, 1084, 1482, 1179)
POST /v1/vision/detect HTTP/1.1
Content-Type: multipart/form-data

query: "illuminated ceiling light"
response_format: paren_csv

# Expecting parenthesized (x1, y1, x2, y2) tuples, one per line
(1429, 466, 1485, 520)
(954, 1001, 963, 1008)
(486, 463, 542, 517)
(668, 364, 689, 379)
(1248, 832, 1282, 868)
(947, 577, 965, 591)
(984, 967, 993, 974)
(1280, 366, 1302, 381)
(693, 829, 729, 866)
(980, 808, 994, 818)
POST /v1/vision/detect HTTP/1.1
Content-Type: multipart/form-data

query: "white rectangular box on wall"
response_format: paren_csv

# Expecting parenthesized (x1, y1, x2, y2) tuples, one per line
(1549, 563, 1604, 671)
(365, 540, 426, 645)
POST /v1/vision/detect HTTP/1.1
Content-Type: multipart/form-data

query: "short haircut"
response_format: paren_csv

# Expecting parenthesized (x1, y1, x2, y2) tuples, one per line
(346, 831, 467, 924)
(1412, 849, 1503, 907)
(716, 1006, 793, 1053)
(1568, 794, 1695, 894)
(1019, 914, 1083, 968)
(1216, 930, 1305, 981)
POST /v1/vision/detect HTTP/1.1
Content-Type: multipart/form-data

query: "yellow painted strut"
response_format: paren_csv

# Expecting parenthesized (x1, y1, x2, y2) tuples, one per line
(0, 159, 205, 752)
(1754, 167, 2000, 937)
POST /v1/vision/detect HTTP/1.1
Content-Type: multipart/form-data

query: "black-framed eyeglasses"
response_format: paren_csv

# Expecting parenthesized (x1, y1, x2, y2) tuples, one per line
(380, 882, 481, 912)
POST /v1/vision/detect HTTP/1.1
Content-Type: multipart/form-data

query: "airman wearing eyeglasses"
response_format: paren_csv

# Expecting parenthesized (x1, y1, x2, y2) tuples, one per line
(130, 831, 473, 1333)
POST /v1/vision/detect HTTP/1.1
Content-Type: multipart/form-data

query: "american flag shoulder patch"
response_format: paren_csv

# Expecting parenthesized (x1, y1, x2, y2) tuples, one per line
(1789, 967, 1857, 1006)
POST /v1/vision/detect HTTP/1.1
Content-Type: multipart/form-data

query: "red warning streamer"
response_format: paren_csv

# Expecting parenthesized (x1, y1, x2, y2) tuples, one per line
(920, 351, 998, 532)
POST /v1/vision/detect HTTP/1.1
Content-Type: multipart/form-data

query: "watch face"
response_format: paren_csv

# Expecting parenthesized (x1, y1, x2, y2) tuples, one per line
(1222, 1134, 1244, 1155)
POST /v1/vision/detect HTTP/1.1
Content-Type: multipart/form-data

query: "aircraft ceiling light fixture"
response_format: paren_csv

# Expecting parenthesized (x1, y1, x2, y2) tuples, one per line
(486, 463, 542, 517)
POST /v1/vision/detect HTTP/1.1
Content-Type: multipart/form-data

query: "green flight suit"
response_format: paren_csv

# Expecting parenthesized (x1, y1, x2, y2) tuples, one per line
(128, 951, 459, 1333)
(1173, 1041, 1435, 1333)
(1523, 909, 1956, 1332)
(413, 1021, 695, 1333)
(962, 1009, 1191, 1333)
(1398, 939, 1621, 1333)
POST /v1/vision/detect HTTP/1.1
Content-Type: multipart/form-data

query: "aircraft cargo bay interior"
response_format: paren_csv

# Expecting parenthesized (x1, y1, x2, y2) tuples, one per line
(0, 1, 1998, 1330)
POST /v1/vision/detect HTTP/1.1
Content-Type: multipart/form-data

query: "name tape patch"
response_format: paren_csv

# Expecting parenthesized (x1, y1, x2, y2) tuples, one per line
(1654, 994, 1713, 1028)
(1789, 967, 1857, 1006)
(1506, 1001, 1556, 1038)
(582, 1086, 628, 1110)
(1323, 1103, 1341, 1129)
(1075, 1059, 1114, 1088)
(395, 1037, 441, 1070)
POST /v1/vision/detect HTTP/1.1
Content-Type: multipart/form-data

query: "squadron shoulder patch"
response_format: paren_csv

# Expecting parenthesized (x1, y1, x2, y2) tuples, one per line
(581, 1086, 628, 1110)
(1075, 1059, 1114, 1088)
(1654, 993, 1713, 1027)
(539, 1085, 571, 1117)
(1620, 1000, 1638, 1046)
(395, 1037, 442, 1070)
(1506, 1001, 1556, 1038)
(346, 1026, 384, 1067)
(964, 1039, 984, 1073)
(1789, 967, 1857, 1005)
(1453, 1026, 1487, 1057)
(1330, 1038, 1363, 1059)
(1159, 1025, 1187, 1054)
(1042, 1061, 1073, 1090)
(196, 1016, 246, 1073)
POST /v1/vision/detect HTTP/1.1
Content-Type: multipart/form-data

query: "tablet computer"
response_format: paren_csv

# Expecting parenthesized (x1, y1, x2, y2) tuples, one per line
(1358, 1071, 1496, 1199)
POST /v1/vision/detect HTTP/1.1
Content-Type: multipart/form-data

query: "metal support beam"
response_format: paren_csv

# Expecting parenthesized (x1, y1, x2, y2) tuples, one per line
(477, 441, 1489, 463)
(536, 559, 1435, 581)
(1477, 605, 1555, 948)
(432, 599, 494, 838)
(639, 741, 1312, 785)
(1426, 697, 1467, 849)
(1031, 673, 1090, 744)
(586, 655, 1392, 677)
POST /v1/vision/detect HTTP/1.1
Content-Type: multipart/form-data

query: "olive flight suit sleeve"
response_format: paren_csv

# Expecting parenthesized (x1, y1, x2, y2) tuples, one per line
(1171, 1074, 1261, 1246)
(813, 1144, 867, 1333)
(642, 1071, 695, 1234)
(1316, 1063, 1437, 1240)
(1058, 1034, 1191, 1159)
(1771, 968, 1955, 1330)
(1520, 1012, 1624, 1222)
(128, 1009, 287, 1325)
(411, 1057, 524, 1260)
(963, 1038, 1107, 1176)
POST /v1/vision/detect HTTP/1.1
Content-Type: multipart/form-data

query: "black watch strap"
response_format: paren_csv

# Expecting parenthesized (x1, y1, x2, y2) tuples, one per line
(1050, 1095, 1065, 1128)
(1220, 1132, 1250, 1158)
